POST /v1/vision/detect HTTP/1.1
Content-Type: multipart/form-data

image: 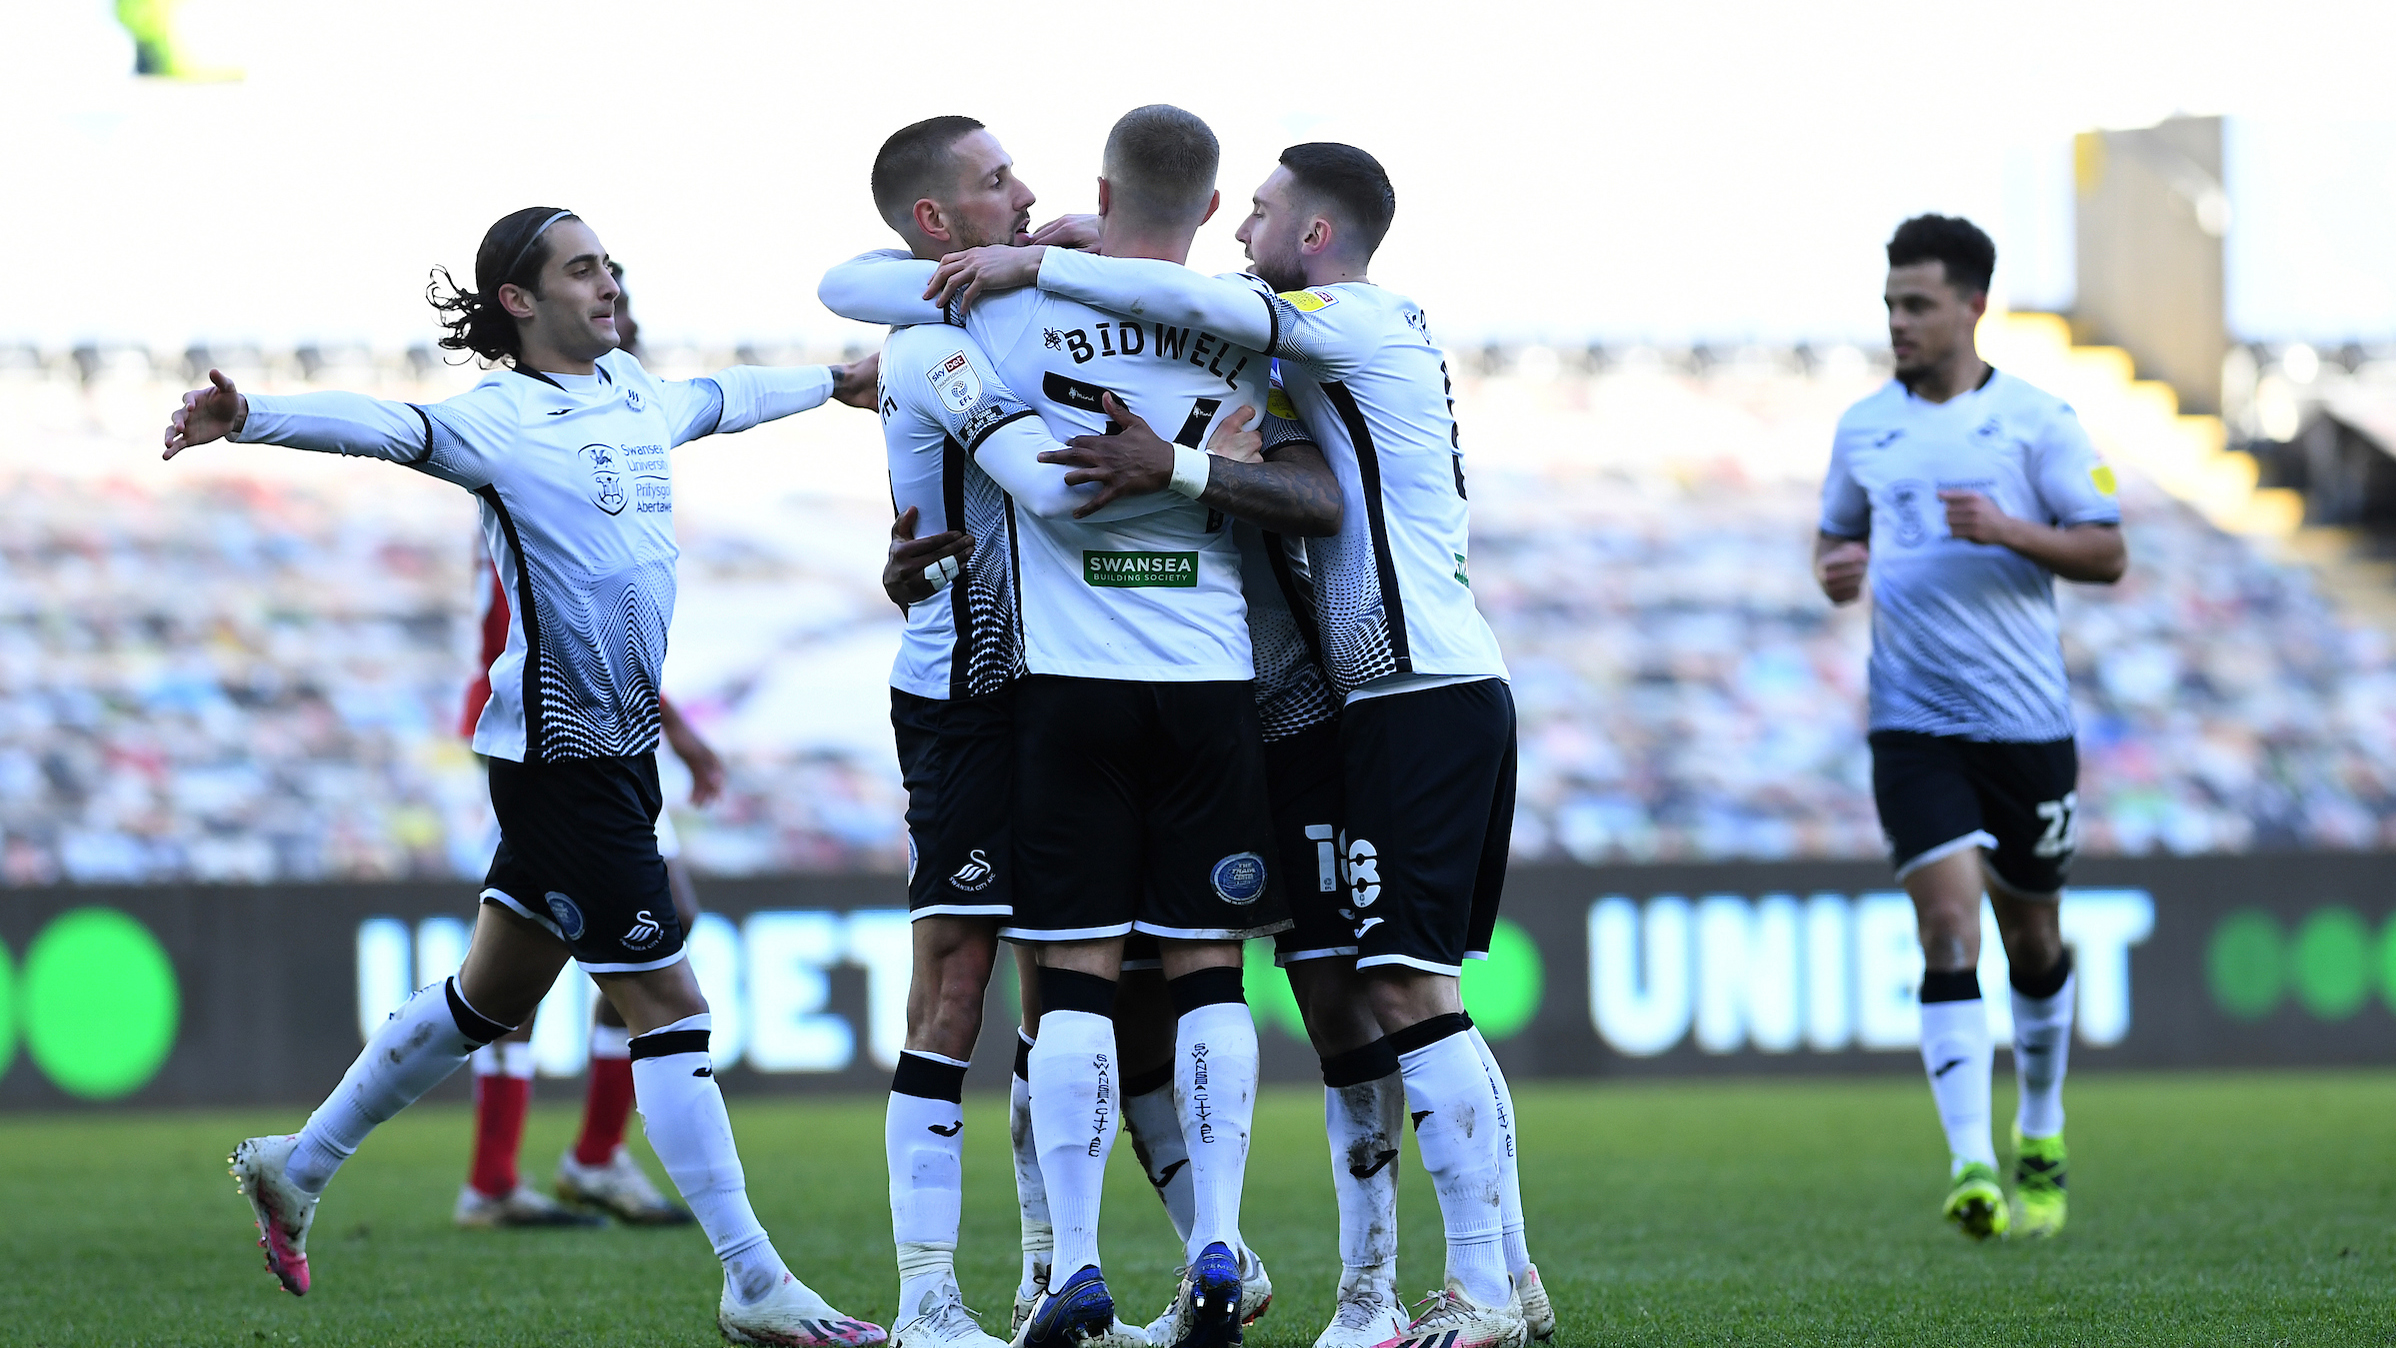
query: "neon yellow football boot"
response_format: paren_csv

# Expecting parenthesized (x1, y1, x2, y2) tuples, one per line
(2009, 1126, 2068, 1238)
(1943, 1160, 2010, 1241)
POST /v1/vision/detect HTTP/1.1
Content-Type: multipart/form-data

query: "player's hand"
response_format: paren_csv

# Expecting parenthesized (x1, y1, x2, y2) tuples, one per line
(1027, 213, 1102, 250)
(664, 720, 727, 807)
(884, 505, 975, 606)
(1939, 490, 2016, 547)
(926, 245, 1044, 314)
(830, 352, 881, 409)
(1816, 539, 1869, 605)
(1206, 404, 1261, 464)
(1045, 393, 1175, 518)
(163, 368, 247, 459)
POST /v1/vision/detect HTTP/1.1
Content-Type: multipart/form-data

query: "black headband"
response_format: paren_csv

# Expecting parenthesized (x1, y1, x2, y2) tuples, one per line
(497, 210, 575, 289)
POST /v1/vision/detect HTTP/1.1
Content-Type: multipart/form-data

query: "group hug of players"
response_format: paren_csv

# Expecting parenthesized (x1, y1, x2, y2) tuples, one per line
(161, 99, 2125, 1348)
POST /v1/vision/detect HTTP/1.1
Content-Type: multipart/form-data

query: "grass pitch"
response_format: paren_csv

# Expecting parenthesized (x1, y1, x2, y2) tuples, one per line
(4, 1071, 2390, 1346)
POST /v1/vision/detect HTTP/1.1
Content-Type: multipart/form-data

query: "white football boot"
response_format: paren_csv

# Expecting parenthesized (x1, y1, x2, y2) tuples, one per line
(230, 1135, 319, 1296)
(453, 1182, 605, 1229)
(719, 1272, 888, 1347)
(1380, 1279, 1527, 1348)
(555, 1145, 694, 1225)
(1311, 1267, 1407, 1348)
(1514, 1265, 1555, 1342)
(891, 1282, 1006, 1348)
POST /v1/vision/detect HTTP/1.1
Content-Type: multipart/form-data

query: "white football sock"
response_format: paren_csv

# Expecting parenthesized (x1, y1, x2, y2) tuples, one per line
(2012, 968, 2076, 1139)
(1010, 1032, 1052, 1294)
(1122, 1073, 1195, 1247)
(630, 1013, 790, 1303)
(1467, 1024, 1531, 1279)
(1028, 1009, 1118, 1278)
(290, 978, 498, 1193)
(1322, 1066, 1402, 1279)
(1175, 1000, 1258, 1260)
(887, 1051, 968, 1320)
(1919, 994, 1998, 1173)
(1395, 1020, 1509, 1309)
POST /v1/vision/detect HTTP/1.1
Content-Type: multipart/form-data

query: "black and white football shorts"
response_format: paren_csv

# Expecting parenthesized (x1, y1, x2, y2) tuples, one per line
(1339, 678, 1517, 976)
(1006, 675, 1291, 944)
(1265, 718, 1353, 966)
(1870, 730, 2079, 896)
(893, 687, 1013, 920)
(481, 753, 684, 974)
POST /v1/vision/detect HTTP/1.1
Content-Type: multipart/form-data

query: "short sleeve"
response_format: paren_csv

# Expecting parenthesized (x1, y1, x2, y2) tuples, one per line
(1818, 433, 1870, 538)
(1260, 287, 1379, 379)
(2028, 404, 2122, 527)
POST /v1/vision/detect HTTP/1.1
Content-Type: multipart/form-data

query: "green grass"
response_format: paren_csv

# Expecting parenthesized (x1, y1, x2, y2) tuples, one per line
(4, 1072, 2392, 1346)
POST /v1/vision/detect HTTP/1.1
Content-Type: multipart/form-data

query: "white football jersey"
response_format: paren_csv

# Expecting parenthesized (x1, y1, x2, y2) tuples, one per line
(231, 349, 834, 761)
(1236, 519, 1337, 740)
(1034, 250, 1508, 697)
(880, 322, 1030, 701)
(822, 254, 1268, 683)
(1820, 368, 2122, 741)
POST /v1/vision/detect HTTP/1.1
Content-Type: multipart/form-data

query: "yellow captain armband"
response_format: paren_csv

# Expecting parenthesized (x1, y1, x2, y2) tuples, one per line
(2090, 464, 2118, 496)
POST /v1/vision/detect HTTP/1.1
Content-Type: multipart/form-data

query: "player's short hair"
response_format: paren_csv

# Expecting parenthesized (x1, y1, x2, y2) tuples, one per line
(1279, 142, 1396, 258)
(427, 206, 580, 365)
(1102, 104, 1219, 227)
(871, 115, 988, 231)
(1886, 214, 1996, 296)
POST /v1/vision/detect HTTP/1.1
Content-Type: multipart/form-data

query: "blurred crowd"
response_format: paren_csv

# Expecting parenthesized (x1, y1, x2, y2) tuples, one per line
(2, 352, 2391, 886)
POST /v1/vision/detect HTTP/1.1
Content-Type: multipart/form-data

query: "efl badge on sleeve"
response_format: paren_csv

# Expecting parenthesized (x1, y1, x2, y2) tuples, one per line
(930, 351, 983, 414)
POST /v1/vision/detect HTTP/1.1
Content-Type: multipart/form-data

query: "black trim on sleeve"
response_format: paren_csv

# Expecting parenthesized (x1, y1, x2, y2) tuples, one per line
(1322, 380, 1412, 672)
(964, 408, 1036, 455)
(696, 376, 726, 439)
(1260, 290, 1282, 358)
(406, 404, 435, 466)
(475, 485, 547, 763)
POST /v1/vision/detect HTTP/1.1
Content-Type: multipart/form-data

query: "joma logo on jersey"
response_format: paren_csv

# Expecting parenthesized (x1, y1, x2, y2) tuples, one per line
(1084, 551, 1197, 588)
(1049, 321, 1251, 391)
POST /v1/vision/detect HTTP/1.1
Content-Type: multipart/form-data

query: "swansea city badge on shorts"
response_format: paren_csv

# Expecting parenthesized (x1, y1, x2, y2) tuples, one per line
(948, 848, 996, 893)
(1210, 852, 1268, 905)
(622, 909, 665, 951)
(544, 891, 586, 940)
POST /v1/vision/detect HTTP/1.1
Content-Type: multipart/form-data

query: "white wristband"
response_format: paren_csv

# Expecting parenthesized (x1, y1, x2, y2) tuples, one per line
(1168, 443, 1212, 499)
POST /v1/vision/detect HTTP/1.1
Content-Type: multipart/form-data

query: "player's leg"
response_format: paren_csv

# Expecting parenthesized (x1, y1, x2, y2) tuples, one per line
(1006, 675, 1142, 1345)
(1874, 731, 2007, 1239)
(884, 688, 1013, 1347)
(233, 898, 561, 1295)
(1115, 957, 1198, 1250)
(455, 1010, 599, 1228)
(887, 914, 1003, 1347)
(1139, 681, 1287, 1348)
(1975, 737, 2082, 1238)
(1008, 946, 1050, 1335)
(556, 984, 691, 1224)
(1345, 681, 1524, 1347)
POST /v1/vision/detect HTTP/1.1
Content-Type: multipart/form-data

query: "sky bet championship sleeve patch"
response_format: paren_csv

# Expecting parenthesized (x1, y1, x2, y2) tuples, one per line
(1266, 388, 1299, 419)
(1277, 289, 1338, 313)
(2090, 464, 2118, 496)
(929, 351, 983, 415)
(1083, 551, 1198, 588)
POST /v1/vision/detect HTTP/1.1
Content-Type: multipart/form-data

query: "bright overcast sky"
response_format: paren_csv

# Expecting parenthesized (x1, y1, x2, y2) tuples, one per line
(3, 0, 2391, 350)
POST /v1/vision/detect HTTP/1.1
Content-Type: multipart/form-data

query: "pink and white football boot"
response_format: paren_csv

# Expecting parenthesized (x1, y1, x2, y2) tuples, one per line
(230, 1135, 319, 1296)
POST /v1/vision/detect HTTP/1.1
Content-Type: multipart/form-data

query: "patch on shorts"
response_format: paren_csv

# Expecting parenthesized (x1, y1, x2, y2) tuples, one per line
(623, 909, 665, 951)
(1211, 852, 1268, 905)
(544, 891, 586, 940)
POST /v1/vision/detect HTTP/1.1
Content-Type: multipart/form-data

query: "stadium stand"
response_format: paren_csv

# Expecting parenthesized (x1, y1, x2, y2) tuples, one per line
(1, 341, 2391, 884)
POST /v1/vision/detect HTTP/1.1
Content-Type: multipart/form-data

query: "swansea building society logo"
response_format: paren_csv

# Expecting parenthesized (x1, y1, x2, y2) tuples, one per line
(1084, 551, 1198, 588)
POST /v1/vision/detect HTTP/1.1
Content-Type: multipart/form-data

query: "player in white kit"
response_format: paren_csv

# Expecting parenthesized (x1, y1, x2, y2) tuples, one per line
(168, 207, 888, 1346)
(1814, 214, 2126, 1241)
(824, 107, 1345, 1348)
(925, 143, 1543, 1348)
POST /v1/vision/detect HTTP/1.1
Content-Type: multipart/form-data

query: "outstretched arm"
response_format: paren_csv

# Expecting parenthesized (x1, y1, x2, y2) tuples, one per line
(926, 247, 1279, 352)
(818, 250, 946, 327)
(164, 368, 426, 463)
